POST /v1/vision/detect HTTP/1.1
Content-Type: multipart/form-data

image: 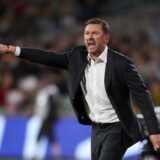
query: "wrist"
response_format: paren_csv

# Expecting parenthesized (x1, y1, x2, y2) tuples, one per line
(8, 45, 16, 54)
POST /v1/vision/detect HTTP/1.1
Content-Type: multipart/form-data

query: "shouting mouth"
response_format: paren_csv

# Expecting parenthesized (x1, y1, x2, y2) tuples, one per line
(87, 41, 96, 50)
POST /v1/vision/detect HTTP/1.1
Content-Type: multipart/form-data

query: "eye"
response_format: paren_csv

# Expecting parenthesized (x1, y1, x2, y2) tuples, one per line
(84, 32, 89, 35)
(93, 31, 99, 35)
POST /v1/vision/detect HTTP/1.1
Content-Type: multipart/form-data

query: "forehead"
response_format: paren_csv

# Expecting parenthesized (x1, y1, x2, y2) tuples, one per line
(84, 24, 103, 32)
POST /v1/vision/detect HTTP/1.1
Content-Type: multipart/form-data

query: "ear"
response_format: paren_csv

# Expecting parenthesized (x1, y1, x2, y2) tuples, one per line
(104, 33, 110, 44)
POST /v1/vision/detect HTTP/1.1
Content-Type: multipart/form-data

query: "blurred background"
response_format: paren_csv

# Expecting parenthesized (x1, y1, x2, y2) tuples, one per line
(0, 0, 160, 159)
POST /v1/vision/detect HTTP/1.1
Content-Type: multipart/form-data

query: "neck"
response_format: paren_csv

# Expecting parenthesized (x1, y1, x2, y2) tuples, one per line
(90, 46, 106, 61)
(90, 54, 98, 61)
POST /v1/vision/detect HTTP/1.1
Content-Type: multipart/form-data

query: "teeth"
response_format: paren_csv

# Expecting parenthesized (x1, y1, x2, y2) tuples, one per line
(88, 42, 95, 45)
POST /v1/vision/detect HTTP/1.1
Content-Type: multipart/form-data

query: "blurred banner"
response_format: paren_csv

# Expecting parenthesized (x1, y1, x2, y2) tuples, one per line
(0, 115, 144, 160)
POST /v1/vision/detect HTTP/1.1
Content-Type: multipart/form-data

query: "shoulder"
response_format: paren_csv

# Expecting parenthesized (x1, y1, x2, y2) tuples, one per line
(67, 45, 87, 57)
(71, 45, 87, 53)
(108, 48, 137, 74)
(108, 48, 134, 64)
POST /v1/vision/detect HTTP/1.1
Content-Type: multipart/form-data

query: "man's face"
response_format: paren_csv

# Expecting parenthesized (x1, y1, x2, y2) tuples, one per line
(84, 24, 110, 55)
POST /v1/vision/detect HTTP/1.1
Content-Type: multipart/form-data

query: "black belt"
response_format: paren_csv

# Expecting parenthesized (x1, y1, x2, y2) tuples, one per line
(92, 122, 117, 128)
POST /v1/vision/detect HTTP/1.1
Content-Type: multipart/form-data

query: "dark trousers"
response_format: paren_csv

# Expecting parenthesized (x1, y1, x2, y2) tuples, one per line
(91, 122, 128, 160)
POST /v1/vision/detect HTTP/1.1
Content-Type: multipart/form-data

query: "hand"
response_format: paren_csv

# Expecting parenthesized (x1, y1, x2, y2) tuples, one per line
(0, 44, 16, 54)
(0, 44, 9, 53)
(149, 134, 160, 151)
(0, 44, 16, 61)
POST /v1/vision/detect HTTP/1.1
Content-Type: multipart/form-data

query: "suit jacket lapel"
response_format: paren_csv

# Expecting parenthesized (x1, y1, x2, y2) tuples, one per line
(105, 48, 115, 88)
(69, 46, 88, 99)
(76, 54, 88, 89)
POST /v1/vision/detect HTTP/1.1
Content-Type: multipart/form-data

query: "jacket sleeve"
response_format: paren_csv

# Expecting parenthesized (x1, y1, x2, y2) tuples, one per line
(19, 48, 70, 69)
(124, 58, 160, 135)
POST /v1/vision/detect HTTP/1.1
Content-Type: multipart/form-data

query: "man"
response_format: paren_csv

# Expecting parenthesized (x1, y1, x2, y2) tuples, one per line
(0, 18, 160, 160)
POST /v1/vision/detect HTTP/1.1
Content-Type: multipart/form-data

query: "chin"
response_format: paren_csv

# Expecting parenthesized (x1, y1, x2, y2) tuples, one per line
(87, 49, 97, 54)
(90, 51, 97, 55)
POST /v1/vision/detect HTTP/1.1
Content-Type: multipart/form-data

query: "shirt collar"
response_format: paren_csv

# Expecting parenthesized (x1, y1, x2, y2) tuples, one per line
(87, 45, 108, 63)
(98, 45, 108, 63)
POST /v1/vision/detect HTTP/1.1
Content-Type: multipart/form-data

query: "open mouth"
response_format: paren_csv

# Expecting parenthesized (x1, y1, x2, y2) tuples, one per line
(87, 41, 96, 48)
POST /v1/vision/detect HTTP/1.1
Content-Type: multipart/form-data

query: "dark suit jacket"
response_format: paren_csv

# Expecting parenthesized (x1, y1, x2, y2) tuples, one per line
(19, 45, 160, 146)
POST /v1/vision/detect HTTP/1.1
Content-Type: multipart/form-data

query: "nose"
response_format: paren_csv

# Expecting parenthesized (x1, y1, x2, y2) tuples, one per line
(87, 33, 94, 40)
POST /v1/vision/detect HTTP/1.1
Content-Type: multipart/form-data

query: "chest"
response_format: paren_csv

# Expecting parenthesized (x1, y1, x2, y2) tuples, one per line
(81, 60, 107, 97)
(85, 61, 106, 86)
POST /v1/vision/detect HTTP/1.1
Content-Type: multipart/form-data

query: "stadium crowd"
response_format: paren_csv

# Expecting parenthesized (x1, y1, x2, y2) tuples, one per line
(0, 0, 160, 117)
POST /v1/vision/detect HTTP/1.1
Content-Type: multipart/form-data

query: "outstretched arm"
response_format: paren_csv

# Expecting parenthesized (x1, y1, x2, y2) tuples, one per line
(0, 44, 69, 69)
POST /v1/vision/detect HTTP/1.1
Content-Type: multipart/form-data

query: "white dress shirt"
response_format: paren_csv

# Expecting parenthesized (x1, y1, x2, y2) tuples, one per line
(80, 46, 119, 123)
